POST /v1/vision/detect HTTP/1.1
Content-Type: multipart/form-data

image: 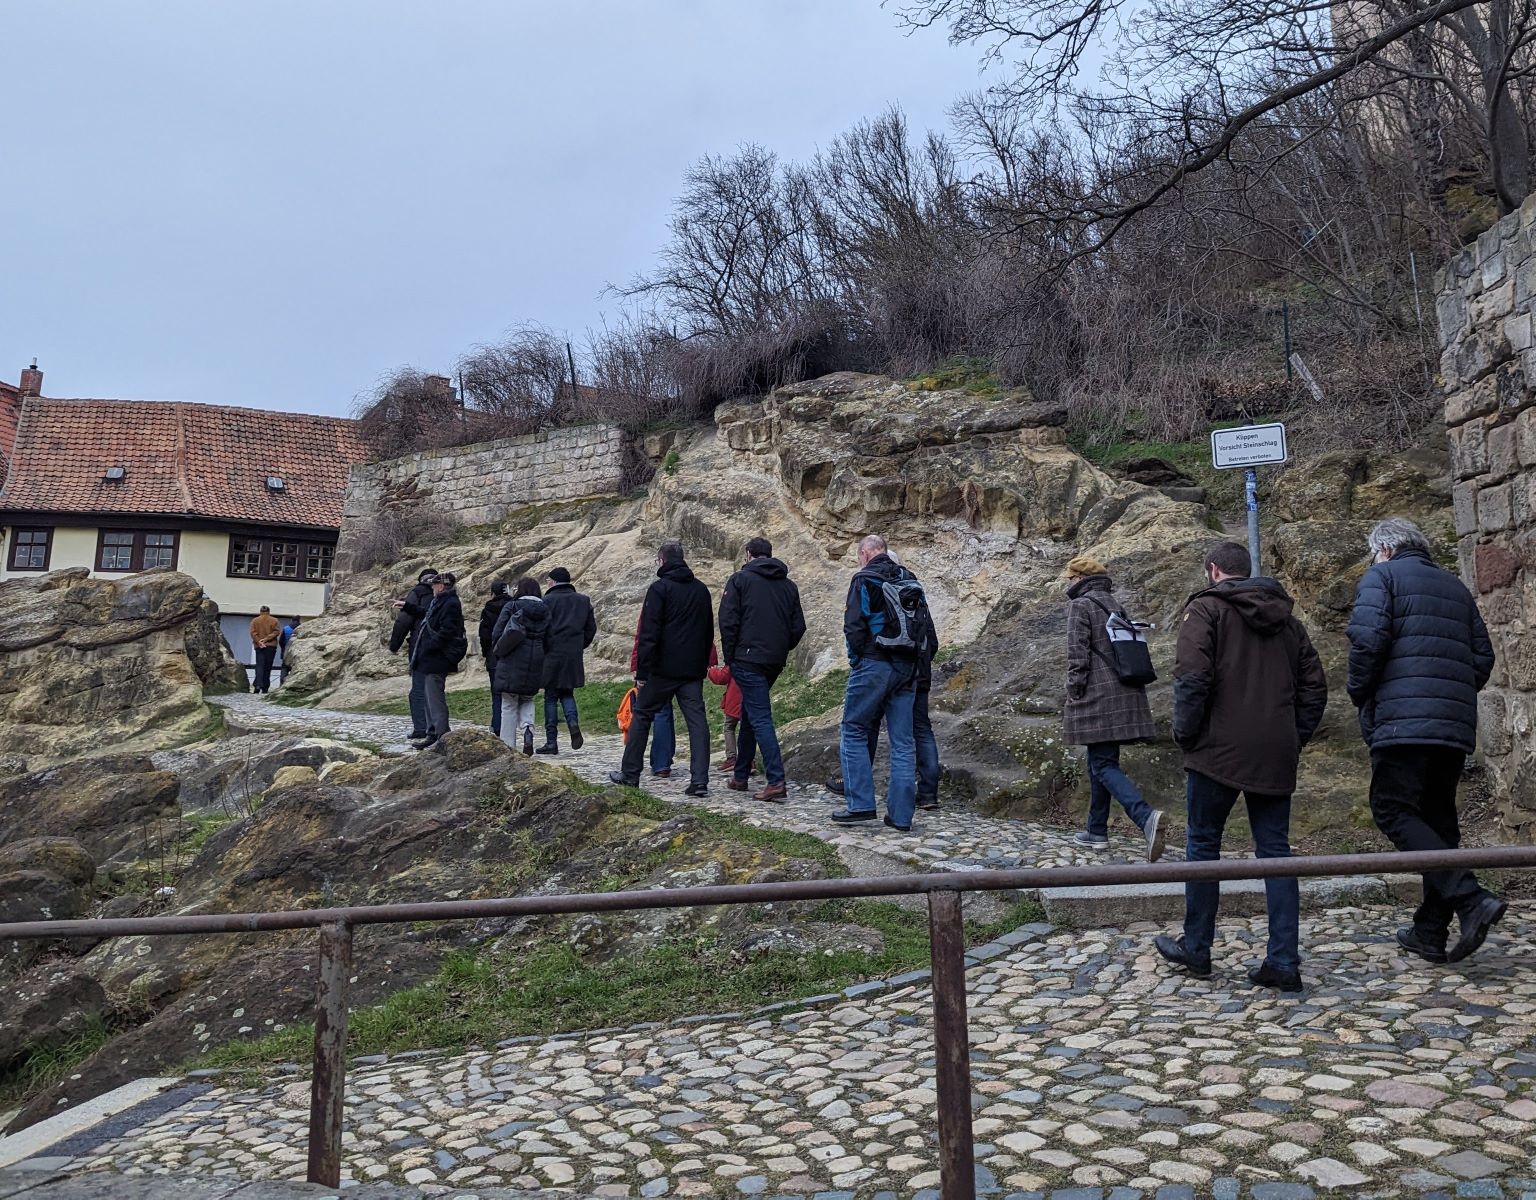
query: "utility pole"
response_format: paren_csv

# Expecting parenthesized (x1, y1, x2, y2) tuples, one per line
(566, 342, 580, 413)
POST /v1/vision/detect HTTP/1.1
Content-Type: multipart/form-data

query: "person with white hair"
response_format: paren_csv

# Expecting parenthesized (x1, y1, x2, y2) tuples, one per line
(1347, 517, 1503, 965)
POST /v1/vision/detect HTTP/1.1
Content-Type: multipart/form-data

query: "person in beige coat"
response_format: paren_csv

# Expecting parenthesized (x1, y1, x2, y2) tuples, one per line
(1063, 556, 1165, 860)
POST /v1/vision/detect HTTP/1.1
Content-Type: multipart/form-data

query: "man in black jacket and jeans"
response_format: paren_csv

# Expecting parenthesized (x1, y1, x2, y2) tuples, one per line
(720, 537, 807, 803)
(610, 542, 714, 796)
(390, 567, 441, 739)
(1348, 517, 1504, 964)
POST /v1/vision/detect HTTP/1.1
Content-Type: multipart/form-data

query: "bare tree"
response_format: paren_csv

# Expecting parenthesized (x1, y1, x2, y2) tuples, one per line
(354, 368, 465, 460)
(457, 322, 572, 433)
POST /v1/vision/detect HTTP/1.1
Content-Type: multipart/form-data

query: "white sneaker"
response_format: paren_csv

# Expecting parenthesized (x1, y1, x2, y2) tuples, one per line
(1073, 831, 1109, 850)
(1146, 810, 1167, 862)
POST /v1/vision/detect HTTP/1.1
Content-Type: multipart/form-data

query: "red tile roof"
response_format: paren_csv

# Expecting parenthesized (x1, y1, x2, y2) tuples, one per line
(0, 381, 19, 471)
(0, 398, 367, 530)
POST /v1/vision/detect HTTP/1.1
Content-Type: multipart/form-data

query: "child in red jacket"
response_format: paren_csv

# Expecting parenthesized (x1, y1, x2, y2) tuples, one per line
(707, 662, 743, 771)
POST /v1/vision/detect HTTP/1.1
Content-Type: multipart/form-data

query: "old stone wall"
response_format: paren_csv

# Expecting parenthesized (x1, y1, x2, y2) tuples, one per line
(342, 424, 627, 529)
(1438, 191, 1536, 837)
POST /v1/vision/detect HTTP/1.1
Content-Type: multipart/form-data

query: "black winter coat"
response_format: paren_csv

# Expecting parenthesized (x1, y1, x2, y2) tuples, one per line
(719, 557, 807, 669)
(389, 580, 435, 654)
(409, 590, 468, 675)
(1346, 546, 1494, 752)
(478, 592, 511, 663)
(542, 584, 597, 690)
(635, 562, 714, 682)
(1173, 578, 1328, 795)
(491, 597, 551, 696)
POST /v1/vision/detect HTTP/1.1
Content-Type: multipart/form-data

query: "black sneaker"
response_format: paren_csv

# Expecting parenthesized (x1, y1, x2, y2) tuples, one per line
(569, 725, 584, 750)
(825, 776, 846, 797)
(830, 809, 876, 824)
(1396, 927, 1448, 964)
(608, 770, 639, 787)
(883, 816, 912, 833)
(1154, 934, 1212, 979)
(684, 782, 708, 797)
(536, 742, 559, 755)
(1248, 962, 1303, 993)
(916, 798, 940, 811)
(1449, 894, 1508, 963)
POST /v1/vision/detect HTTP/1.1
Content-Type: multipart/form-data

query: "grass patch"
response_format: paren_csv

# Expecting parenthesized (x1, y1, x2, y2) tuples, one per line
(0, 1016, 115, 1108)
(1070, 432, 1245, 515)
(190, 890, 1047, 1077)
(178, 811, 235, 855)
(907, 357, 1004, 396)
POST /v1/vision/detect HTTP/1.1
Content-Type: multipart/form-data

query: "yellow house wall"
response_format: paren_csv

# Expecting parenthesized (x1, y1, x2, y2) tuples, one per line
(0, 526, 329, 617)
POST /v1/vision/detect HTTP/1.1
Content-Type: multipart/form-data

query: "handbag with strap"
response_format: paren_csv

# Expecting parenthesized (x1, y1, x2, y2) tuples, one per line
(1085, 596, 1157, 688)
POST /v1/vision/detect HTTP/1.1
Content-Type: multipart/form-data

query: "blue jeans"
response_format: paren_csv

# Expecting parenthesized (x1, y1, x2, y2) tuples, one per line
(1086, 742, 1153, 837)
(488, 669, 502, 737)
(732, 663, 785, 786)
(408, 669, 430, 736)
(650, 700, 675, 772)
(857, 691, 940, 803)
(544, 689, 579, 735)
(1183, 769, 1300, 972)
(839, 657, 918, 827)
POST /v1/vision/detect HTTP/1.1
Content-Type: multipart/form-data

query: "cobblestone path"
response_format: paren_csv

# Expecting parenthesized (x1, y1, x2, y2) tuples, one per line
(168, 693, 1536, 1198)
(90, 908, 1535, 1198)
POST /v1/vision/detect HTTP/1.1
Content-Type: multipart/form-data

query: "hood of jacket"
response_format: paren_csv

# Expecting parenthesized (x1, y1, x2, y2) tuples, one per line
(1067, 574, 1113, 601)
(545, 581, 576, 595)
(514, 596, 550, 633)
(658, 561, 696, 585)
(1192, 576, 1295, 635)
(742, 556, 789, 581)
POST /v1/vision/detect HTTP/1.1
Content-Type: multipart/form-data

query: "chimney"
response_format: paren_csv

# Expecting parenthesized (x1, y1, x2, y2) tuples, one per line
(424, 374, 454, 402)
(18, 359, 42, 398)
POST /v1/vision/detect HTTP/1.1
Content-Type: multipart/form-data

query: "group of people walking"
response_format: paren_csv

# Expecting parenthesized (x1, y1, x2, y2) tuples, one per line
(1072, 520, 1505, 991)
(391, 566, 595, 755)
(389, 513, 1508, 986)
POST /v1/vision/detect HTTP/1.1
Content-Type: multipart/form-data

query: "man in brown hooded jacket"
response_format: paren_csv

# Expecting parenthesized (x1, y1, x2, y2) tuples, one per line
(1155, 541, 1327, 993)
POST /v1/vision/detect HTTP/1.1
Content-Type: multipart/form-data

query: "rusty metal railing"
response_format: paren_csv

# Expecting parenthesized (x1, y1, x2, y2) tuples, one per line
(2, 845, 1533, 1198)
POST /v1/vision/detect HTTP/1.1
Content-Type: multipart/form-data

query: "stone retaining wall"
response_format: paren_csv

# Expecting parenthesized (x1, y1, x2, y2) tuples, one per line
(1437, 191, 1536, 836)
(342, 424, 627, 529)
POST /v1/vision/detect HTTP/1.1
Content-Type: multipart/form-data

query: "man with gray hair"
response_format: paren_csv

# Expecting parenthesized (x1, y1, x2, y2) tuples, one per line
(1347, 517, 1503, 964)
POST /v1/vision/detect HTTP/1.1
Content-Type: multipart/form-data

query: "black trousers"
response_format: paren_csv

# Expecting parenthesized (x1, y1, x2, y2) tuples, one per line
(621, 676, 709, 785)
(253, 645, 277, 692)
(1369, 745, 1484, 939)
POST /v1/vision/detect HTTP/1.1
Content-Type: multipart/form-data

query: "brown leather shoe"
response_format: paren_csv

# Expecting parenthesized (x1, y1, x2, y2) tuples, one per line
(726, 778, 749, 792)
(754, 781, 788, 803)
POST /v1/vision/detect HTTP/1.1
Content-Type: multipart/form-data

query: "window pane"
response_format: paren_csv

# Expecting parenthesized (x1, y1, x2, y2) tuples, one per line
(101, 531, 134, 570)
(231, 538, 264, 576)
(11, 530, 49, 569)
(143, 534, 175, 569)
(270, 541, 299, 578)
(305, 544, 334, 581)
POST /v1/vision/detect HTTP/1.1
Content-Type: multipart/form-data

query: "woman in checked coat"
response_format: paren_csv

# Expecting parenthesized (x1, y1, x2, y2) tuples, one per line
(1062, 555, 1166, 861)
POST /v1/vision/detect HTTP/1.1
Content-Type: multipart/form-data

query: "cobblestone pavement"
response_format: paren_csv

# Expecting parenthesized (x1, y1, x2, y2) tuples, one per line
(209, 693, 1171, 871)
(88, 907, 1535, 1198)
(180, 694, 1536, 1198)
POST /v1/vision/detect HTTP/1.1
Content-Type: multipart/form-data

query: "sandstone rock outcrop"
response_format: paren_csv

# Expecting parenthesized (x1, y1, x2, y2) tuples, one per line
(0, 569, 240, 764)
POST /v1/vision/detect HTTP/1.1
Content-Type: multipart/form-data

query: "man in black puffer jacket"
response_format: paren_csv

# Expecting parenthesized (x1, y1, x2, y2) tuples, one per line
(719, 537, 806, 803)
(610, 542, 714, 795)
(1348, 517, 1502, 965)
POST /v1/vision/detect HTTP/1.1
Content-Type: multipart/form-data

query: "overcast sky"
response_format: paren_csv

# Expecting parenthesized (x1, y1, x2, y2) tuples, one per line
(0, 1, 992, 416)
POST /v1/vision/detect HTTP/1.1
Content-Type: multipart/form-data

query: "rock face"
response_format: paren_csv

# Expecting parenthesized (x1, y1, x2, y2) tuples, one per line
(1438, 191, 1536, 838)
(0, 729, 847, 1133)
(0, 569, 240, 764)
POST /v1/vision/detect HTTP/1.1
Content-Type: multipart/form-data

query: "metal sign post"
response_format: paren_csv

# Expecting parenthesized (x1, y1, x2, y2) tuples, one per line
(1211, 423, 1289, 577)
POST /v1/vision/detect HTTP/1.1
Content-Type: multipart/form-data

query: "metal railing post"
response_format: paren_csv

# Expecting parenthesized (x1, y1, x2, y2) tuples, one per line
(306, 920, 352, 1187)
(928, 889, 975, 1200)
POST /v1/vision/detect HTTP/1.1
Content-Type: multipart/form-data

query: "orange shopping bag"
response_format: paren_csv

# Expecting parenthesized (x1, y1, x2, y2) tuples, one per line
(616, 686, 637, 741)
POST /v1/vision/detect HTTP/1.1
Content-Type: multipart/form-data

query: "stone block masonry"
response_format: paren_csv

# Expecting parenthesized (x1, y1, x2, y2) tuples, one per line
(342, 424, 627, 529)
(1437, 189, 1536, 837)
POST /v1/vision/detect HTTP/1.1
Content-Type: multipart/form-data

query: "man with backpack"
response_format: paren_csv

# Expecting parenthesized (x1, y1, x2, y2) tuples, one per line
(390, 567, 442, 740)
(609, 542, 714, 797)
(831, 534, 932, 832)
(1062, 554, 1166, 861)
(719, 537, 807, 803)
(1155, 541, 1328, 993)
